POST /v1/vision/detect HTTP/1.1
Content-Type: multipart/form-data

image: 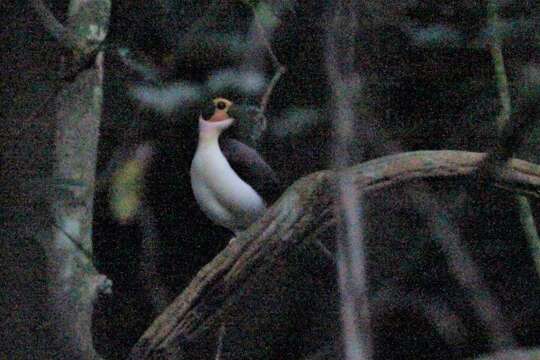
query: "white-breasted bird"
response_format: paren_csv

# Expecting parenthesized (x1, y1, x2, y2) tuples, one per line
(190, 98, 280, 234)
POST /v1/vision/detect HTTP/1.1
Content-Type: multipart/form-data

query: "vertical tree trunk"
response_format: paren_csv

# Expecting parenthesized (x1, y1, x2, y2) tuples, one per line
(1, 1, 109, 358)
(46, 51, 107, 359)
(46, 1, 110, 358)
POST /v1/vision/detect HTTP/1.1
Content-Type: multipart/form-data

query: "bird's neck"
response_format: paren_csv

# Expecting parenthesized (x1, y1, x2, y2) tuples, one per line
(197, 117, 233, 146)
(198, 126, 220, 145)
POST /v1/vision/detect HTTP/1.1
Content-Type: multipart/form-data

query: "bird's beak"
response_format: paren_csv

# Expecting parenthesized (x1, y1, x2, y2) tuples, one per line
(200, 104, 232, 122)
(208, 111, 230, 122)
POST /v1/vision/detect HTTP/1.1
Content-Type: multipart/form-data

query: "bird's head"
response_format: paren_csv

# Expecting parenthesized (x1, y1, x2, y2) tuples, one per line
(198, 97, 266, 146)
(198, 98, 236, 136)
(200, 98, 234, 123)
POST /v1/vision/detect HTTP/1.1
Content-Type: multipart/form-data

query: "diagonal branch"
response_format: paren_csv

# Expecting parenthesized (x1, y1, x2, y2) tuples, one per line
(129, 150, 540, 359)
(30, 0, 81, 50)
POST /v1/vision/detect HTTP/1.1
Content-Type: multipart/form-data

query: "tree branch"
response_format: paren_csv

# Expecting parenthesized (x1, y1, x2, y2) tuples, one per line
(129, 150, 540, 359)
(30, 0, 110, 80)
(30, 0, 80, 50)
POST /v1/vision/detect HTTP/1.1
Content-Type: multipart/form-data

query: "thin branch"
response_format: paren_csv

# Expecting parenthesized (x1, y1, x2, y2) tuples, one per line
(252, 13, 281, 69)
(409, 188, 515, 349)
(370, 288, 468, 347)
(260, 65, 286, 114)
(251, 6, 287, 114)
(52, 221, 93, 260)
(302, 345, 336, 360)
(487, 0, 511, 133)
(487, 0, 540, 277)
(313, 239, 335, 263)
(214, 324, 226, 360)
(30, 0, 80, 50)
(479, 6, 539, 169)
(517, 195, 540, 275)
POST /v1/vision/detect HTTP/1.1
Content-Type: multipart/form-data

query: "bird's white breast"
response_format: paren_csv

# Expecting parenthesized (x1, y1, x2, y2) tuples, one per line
(190, 140, 266, 232)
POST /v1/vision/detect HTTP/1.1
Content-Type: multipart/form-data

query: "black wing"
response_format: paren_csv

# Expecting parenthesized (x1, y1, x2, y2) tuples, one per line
(219, 138, 282, 204)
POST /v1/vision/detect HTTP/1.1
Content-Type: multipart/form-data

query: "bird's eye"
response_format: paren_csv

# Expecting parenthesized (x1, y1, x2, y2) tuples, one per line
(216, 101, 227, 110)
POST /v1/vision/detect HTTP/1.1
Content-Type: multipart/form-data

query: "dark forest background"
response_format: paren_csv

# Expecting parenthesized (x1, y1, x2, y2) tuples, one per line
(2, 0, 540, 359)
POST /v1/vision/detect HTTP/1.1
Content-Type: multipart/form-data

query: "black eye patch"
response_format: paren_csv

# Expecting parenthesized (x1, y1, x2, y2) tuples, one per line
(201, 103, 215, 120)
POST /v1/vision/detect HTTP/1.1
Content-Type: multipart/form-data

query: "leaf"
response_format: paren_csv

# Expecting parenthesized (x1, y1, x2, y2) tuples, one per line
(129, 82, 203, 114)
(117, 47, 162, 83)
(406, 24, 464, 48)
(109, 144, 154, 224)
(206, 69, 266, 95)
(254, 2, 280, 29)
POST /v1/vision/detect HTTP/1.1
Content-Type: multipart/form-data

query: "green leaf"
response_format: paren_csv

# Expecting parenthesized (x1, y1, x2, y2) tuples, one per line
(109, 158, 145, 223)
(254, 2, 280, 29)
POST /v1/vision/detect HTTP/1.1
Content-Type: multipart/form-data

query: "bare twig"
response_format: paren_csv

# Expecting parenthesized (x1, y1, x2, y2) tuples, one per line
(52, 221, 93, 260)
(517, 196, 540, 274)
(302, 345, 336, 360)
(487, 0, 540, 277)
(251, 6, 287, 114)
(260, 65, 286, 114)
(371, 287, 468, 347)
(30, 0, 80, 50)
(214, 323, 226, 360)
(409, 189, 515, 349)
(480, 5, 537, 166)
(313, 239, 335, 263)
(487, 0, 511, 133)
(252, 13, 281, 69)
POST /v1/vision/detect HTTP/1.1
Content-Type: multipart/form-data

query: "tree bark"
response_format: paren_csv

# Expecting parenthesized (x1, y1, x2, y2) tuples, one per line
(129, 151, 540, 360)
(46, 1, 111, 358)
(1, 0, 109, 358)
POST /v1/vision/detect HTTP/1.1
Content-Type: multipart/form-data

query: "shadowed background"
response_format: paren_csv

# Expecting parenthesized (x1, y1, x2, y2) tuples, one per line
(1, 0, 540, 359)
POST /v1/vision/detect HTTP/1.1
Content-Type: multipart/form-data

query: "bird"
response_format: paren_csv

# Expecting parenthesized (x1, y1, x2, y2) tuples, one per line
(190, 97, 281, 234)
